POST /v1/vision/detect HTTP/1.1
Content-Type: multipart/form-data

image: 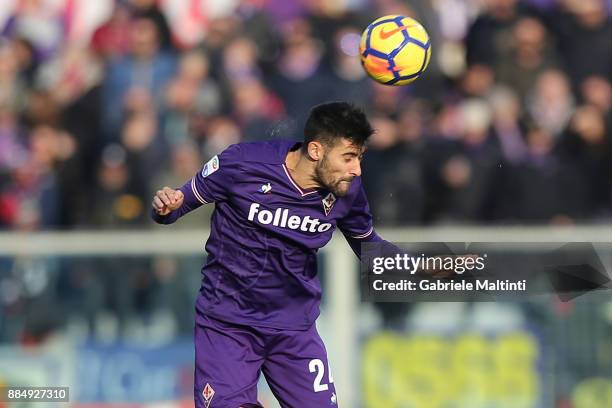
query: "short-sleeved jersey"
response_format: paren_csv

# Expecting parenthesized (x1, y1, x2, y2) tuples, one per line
(155, 140, 374, 329)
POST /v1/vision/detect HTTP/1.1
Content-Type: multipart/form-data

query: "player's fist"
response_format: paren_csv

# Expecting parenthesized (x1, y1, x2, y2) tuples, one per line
(152, 187, 184, 216)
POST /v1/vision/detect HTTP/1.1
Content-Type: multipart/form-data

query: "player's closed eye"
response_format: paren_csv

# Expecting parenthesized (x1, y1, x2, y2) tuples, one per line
(343, 153, 362, 162)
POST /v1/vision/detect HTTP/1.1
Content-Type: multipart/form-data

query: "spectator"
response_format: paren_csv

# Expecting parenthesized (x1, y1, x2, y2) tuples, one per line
(580, 76, 612, 119)
(101, 15, 176, 141)
(435, 99, 503, 222)
(2, 0, 65, 60)
(459, 64, 496, 98)
(328, 26, 370, 106)
(465, 0, 532, 67)
(91, 144, 146, 226)
(495, 17, 560, 103)
(162, 50, 222, 145)
(11, 37, 37, 86)
(362, 108, 427, 225)
(527, 69, 575, 138)
(90, 1, 132, 60)
(120, 110, 164, 203)
(558, 105, 612, 217)
(270, 20, 333, 134)
(0, 40, 27, 114)
(547, 0, 612, 90)
(201, 116, 242, 159)
(508, 125, 585, 222)
(231, 78, 284, 141)
(11, 125, 76, 229)
(128, 0, 174, 51)
(489, 86, 528, 165)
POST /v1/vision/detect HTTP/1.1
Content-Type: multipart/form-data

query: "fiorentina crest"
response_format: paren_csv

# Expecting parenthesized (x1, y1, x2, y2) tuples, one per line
(202, 383, 215, 408)
(322, 192, 336, 216)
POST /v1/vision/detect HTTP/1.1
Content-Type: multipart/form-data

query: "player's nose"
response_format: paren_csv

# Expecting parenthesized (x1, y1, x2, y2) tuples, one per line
(350, 161, 362, 177)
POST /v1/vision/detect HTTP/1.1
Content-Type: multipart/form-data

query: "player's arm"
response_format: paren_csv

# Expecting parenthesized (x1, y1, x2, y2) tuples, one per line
(343, 228, 392, 259)
(151, 144, 242, 225)
(338, 182, 463, 277)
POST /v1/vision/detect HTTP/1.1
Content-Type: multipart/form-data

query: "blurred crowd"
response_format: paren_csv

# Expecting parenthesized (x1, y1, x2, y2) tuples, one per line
(0, 0, 611, 229)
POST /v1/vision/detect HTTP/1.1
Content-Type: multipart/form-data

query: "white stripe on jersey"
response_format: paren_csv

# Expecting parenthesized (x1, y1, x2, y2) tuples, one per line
(351, 226, 373, 239)
(191, 178, 209, 204)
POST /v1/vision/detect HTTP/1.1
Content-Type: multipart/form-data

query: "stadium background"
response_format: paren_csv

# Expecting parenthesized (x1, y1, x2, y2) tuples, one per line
(0, 0, 612, 407)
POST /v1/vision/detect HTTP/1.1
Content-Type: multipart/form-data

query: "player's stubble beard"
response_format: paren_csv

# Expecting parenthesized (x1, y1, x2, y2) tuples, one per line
(314, 152, 354, 197)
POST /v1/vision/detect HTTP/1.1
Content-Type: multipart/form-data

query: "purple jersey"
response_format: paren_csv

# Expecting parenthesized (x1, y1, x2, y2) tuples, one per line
(153, 139, 375, 329)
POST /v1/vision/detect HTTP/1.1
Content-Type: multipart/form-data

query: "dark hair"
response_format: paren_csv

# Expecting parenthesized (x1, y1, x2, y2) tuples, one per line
(302, 102, 374, 152)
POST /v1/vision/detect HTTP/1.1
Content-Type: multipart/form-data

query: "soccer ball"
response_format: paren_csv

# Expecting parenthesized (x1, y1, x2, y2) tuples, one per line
(360, 15, 431, 86)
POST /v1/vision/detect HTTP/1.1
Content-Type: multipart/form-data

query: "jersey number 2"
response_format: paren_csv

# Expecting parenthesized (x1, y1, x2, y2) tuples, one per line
(309, 359, 334, 392)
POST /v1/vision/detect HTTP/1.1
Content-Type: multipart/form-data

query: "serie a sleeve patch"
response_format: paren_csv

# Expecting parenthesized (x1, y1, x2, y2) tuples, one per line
(201, 155, 220, 178)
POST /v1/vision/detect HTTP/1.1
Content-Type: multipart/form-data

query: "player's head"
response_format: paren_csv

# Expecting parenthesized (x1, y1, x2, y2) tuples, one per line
(302, 102, 374, 196)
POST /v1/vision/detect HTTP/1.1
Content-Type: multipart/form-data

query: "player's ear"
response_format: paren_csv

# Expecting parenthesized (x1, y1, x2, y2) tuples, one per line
(307, 141, 324, 161)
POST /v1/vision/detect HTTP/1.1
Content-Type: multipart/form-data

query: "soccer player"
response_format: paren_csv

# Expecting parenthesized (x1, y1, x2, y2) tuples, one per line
(152, 102, 391, 407)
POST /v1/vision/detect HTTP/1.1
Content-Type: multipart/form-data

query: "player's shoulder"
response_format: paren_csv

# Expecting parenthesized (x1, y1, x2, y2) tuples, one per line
(222, 139, 298, 165)
(345, 176, 365, 200)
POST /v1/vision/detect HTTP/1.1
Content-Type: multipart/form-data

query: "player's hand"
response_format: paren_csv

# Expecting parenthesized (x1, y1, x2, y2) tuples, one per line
(152, 187, 184, 216)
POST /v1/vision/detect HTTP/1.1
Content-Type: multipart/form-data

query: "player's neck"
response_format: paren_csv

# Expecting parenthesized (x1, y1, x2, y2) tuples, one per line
(285, 150, 321, 191)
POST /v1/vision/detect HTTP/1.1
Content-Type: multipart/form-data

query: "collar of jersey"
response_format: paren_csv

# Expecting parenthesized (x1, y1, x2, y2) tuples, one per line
(281, 140, 326, 197)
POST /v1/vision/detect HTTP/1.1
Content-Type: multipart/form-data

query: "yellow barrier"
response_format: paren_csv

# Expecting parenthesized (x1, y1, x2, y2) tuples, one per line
(362, 332, 539, 408)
